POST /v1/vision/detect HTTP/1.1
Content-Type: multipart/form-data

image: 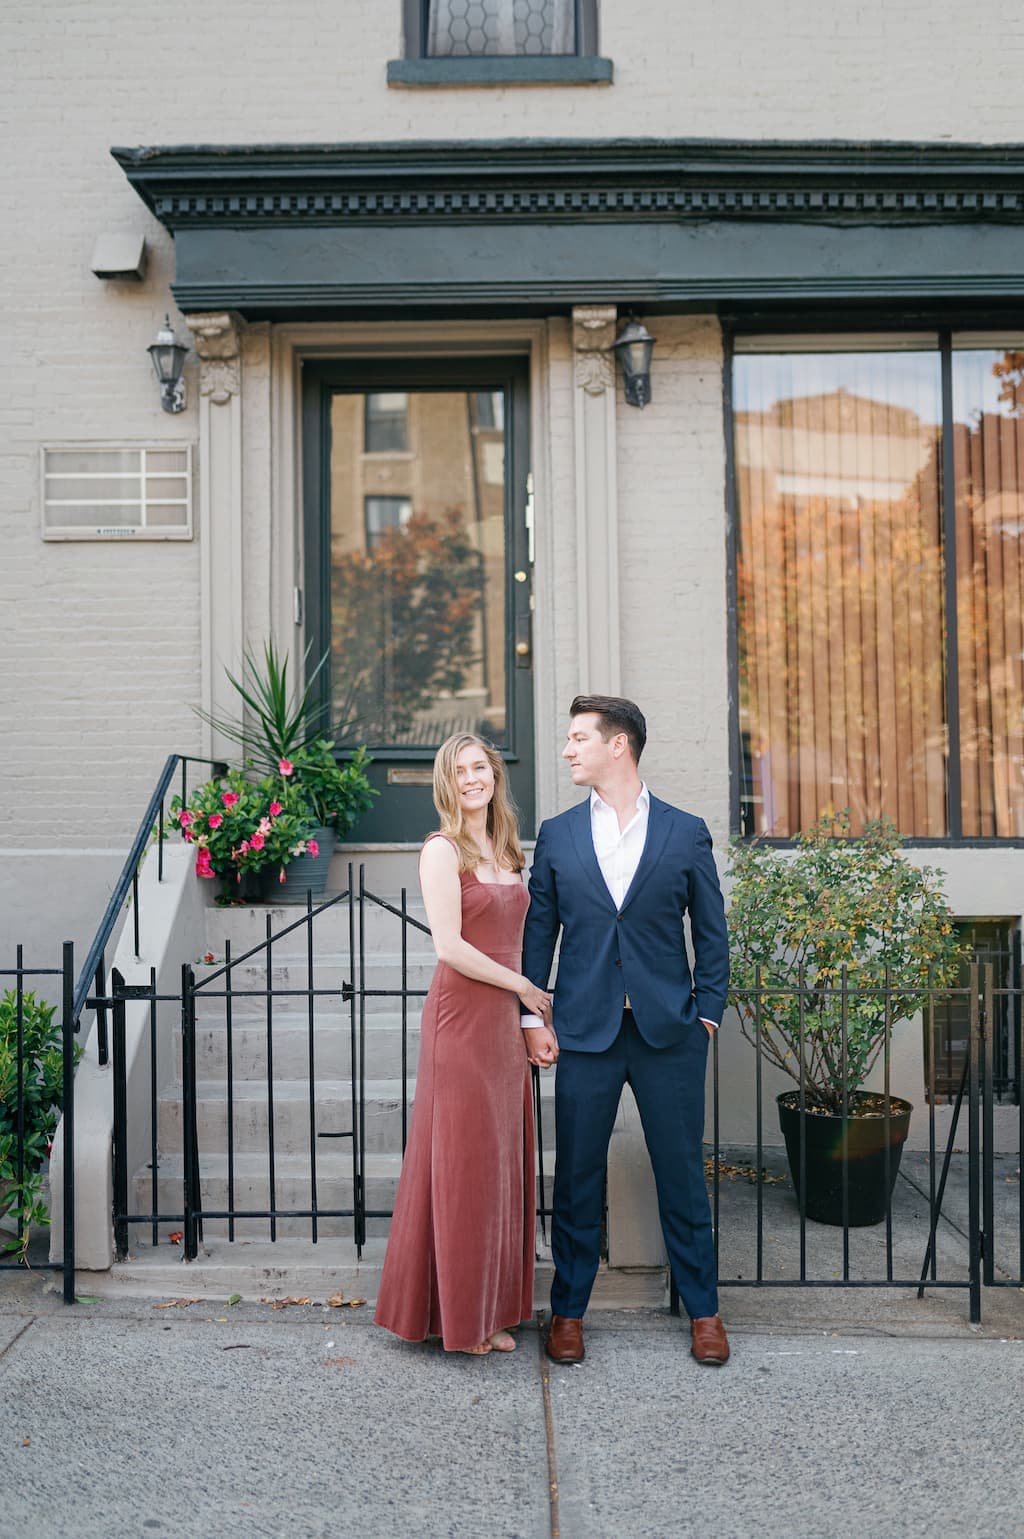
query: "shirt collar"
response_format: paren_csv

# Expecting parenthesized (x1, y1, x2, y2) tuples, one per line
(589, 782, 650, 820)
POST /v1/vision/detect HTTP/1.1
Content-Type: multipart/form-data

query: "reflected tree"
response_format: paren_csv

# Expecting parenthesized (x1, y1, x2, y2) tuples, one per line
(331, 510, 483, 742)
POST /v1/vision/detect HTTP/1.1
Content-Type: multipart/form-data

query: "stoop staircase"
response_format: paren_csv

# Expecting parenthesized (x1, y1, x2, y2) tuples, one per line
(114, 880, 555, 1299)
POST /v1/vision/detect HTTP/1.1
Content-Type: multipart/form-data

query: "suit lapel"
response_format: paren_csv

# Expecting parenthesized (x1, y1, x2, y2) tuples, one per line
(620, 796, 672, 913)
(568, 800, 618, 912)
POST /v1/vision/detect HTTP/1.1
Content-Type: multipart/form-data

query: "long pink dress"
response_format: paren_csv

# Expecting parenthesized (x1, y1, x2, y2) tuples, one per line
(374, 844, 535, 1351)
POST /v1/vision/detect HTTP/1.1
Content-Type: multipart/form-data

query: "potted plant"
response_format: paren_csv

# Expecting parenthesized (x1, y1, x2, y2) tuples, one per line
(727, 813, 962, 1225)
(172, 641, 375, 902)
(0, 989, 81, 1260)
(170, 767, 320, 902)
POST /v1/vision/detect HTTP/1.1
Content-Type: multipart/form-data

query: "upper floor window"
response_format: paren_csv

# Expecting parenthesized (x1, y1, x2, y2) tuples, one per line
(732, 333, 1024, 841)
(391, 0, 609, 82)
(427, 0, 579, 56)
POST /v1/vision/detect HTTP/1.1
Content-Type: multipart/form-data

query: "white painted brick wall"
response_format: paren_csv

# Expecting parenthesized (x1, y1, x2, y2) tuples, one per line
(617, 317, 729, 841)
(1, 0, 1020, 942)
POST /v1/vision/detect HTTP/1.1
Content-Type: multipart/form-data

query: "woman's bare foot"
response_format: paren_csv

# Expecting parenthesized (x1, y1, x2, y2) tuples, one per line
(452, 1341, 492, 1355)
(488, 1330, 516, 1352)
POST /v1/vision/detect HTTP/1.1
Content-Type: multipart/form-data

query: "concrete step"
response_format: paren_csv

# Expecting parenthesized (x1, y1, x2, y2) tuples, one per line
(176, 1012, 425, 1080)
(199, 953, 437, 1001)
(156, 1075, 557, 1157)
(204, 898, 435, 961)
(87, 1242, 664, 1312)
(132, 1152, 554, 1242)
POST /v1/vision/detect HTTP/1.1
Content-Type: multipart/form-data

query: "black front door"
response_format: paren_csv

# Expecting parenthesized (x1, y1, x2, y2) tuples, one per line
(302, 357, 535, 841)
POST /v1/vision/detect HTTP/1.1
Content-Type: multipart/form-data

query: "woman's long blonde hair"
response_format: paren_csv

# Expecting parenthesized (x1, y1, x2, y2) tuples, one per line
(431, 733, 525, 873)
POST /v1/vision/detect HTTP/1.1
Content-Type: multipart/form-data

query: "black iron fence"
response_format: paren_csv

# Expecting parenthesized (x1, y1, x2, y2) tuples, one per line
(89, 878, 1021, 1324)
(0, 944, 76, 1301)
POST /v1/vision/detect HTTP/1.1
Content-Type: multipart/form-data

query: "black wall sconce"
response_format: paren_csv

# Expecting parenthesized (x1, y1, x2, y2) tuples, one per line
(610, 318, 656, 408)
(147, 315, 188, 413)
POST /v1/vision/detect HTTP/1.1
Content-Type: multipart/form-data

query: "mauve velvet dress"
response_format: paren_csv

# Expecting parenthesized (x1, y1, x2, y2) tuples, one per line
(374, 841, 536, 1351)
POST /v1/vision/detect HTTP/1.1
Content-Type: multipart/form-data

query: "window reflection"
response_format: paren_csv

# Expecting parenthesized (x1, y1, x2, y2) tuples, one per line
(330, 390, 508, 749)
(734, 341, 1024, 839)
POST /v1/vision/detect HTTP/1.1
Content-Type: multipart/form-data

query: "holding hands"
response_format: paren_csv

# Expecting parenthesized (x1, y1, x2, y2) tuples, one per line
(516, 977, 558, 1069)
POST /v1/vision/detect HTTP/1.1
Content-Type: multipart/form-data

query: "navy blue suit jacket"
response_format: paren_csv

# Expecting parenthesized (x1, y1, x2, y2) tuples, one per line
(522, 794, 729, 1053)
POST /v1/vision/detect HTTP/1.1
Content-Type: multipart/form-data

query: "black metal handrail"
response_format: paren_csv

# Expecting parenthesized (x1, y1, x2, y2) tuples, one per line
(74, 753, 226, 1058)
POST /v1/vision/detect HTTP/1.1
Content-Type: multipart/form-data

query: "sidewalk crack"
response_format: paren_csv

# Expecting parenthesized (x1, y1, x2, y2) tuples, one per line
(536, 1309, 561, 1539)
(0, 1318, 35, 1365)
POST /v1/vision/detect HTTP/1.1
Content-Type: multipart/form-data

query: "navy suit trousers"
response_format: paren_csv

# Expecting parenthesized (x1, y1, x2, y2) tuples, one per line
(550, 1011, 718, 1321)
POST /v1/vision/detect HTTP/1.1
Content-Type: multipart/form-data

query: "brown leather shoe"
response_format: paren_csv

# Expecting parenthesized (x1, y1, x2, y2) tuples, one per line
(690, 1314, 730, 1366)
(546, 1315, 585, 1363)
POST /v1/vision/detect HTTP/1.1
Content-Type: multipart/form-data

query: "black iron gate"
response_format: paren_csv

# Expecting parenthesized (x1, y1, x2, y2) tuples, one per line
(102, 886, 1020, 1324)
(108, 867, 547, 1265)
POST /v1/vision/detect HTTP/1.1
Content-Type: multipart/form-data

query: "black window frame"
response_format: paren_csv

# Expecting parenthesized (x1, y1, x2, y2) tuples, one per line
(724, 314, 1024, 850)
(390, 0, 610, 85)
(924, 920, 1022, 1107)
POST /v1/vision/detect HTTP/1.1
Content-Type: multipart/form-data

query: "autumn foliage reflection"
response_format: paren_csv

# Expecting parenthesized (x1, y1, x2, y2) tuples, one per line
(331, 509, 483, 744)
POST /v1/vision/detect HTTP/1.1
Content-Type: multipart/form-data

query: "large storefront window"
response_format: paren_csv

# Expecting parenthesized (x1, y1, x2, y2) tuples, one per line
(734, 336, 1024, 839)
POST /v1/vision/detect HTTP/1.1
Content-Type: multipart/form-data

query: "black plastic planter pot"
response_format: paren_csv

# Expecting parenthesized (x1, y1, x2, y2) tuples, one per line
(777, 1091, 913, 1227)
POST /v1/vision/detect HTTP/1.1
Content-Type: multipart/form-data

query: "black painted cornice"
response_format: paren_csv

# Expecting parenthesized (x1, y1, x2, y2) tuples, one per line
(112, 139, 1024, 230)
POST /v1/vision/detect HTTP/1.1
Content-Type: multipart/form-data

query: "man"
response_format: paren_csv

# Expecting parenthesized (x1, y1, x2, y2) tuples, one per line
(521, 695, 730, 1367)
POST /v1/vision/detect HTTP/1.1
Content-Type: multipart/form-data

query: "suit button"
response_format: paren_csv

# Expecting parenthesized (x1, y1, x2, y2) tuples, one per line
(616, 913, 623, 922)
(614, 958, 621, 967)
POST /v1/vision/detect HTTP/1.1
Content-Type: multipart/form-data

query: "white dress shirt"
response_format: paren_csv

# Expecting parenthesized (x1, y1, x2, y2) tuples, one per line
(589, 782, 650, 909)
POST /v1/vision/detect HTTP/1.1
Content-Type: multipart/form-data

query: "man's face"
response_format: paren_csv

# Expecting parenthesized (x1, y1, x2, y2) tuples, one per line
(562, 713, 619, 787)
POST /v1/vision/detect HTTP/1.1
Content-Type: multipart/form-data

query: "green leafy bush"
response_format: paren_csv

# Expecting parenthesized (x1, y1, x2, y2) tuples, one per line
(727, 813, 963, 1113)
(0, 990, 81, 1257)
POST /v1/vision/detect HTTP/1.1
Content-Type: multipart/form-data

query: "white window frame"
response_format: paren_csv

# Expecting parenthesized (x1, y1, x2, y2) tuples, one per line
(40, 443, 194, 541)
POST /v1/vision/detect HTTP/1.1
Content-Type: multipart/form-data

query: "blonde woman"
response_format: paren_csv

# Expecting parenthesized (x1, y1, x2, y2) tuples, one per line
(374, 734, 553, 1355)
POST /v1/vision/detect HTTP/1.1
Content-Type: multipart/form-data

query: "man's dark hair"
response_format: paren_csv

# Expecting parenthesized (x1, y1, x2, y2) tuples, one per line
(569, 694, 647, 763)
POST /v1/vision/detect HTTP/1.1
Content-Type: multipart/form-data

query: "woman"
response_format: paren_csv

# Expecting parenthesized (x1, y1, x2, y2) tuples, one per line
(374, 734, 554, 1355)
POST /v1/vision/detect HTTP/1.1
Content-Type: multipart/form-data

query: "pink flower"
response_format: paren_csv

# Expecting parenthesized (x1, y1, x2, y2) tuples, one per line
(258, 818, 272, 835)
(268, 801, 282, 817)
(221, 791, 240, 808)
(307, 839, 320, 859)
(182, 830, 193, 843)
(178, 810, 194, 827)
(207, 813, 223, 829)
(238, 839, 250, 854)
(278, 758, 294, 777)
(249, 831, 265, 851)
(195, 849, 214, 879)
(278, 868, 286, 883)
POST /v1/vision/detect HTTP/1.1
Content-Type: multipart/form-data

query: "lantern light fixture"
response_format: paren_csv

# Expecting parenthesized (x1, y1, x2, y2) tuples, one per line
(610, 317, 656, 408)
(147, 315, 188, 414)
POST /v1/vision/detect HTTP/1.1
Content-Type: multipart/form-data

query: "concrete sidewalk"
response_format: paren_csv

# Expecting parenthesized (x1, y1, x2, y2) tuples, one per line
(2, 1265, 1024, 1539)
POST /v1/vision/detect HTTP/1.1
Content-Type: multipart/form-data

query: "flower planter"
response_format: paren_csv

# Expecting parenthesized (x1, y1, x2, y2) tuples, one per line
(777, 1091, 913, 1227)
(216, 869, 265, 906)
(261, 827, 337, 904)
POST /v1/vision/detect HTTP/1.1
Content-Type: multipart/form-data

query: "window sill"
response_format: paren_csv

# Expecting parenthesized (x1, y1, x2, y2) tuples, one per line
(387, 56, 613, 88)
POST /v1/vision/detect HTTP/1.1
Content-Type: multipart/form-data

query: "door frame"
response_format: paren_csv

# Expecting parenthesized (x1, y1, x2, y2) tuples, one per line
(269, 321, 561, 836)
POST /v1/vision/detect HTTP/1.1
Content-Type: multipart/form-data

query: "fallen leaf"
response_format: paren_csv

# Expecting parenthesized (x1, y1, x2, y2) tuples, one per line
(152, 1298, 203, 1310)
(75, 1295, 102, 1304)
(346, 1298, 366, 1308)
(263, 1295, 313, 1310)
(326, 1292, 346, 1308)
(168, 1232, 184, 1245)
(226, 1293, 242, 1306)
(21, 1438, 30, 1447)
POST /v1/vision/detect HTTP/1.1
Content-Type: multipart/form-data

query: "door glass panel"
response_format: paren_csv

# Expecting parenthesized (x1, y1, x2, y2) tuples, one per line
(330, 389, 508, 749)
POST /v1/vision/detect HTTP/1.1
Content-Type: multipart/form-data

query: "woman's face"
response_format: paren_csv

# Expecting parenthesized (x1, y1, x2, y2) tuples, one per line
(453, 743, 495, 815)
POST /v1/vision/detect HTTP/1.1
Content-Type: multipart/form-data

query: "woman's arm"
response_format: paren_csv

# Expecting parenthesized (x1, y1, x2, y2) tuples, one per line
(419, 837, 552, 1019)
